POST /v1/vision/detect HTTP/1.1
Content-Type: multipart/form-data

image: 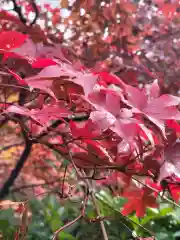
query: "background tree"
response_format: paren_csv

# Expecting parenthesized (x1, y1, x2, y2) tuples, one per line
(0, 0, 180, 239)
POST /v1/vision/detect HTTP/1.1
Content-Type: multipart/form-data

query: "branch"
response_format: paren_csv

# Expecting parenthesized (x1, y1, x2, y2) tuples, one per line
(0, 117, 32, 200)
(29, 0, 39, 26)
(81, 170, 109, 240)
(12, 0, 27, 25)
(12, 0, 39, 26)
(0, 142, 24, 155)
(0, 140, 32, 199)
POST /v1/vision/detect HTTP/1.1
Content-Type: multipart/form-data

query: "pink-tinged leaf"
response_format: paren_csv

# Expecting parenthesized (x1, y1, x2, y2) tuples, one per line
(146, 115, 166, 138)
(147, 94, 180, 110)
(12, 38, 37, 59)
(70, 120, 100, 138)
(88, 88, 121, 115)
(24, 76, 57, 100)
(165, 141, 180, 166)
(145, 106, 180, 120)
(90, 110, 116, 131)
(48, 44, 71, 63)
(159, 107, 180, 120)
(6, 105, 30, 116)
(88, 88, 107, 110)
(105, 91, 121, 116)
(6, 68, 27, 86)
(117, 140, 131, 155)
(0, 31, 27, 50)
(6, 105, 41, 124)
(60, 63, 98, 95)
(26, 63, 97, 96)
(111, 119, 138, 143)
(49, 136, 63, 145)
(159, 141, 180, 181)
(119, 108, 133, 119)
(148, 79, 160, 99)
(73, 74, 98, 96)
(27, 65, 62, 79)
(30, 103, 71, 125)
(125, 85, 147, 110)
(117, 141, 132, 166)
(31, 58, 57, 68)
(6, 103, 71, 126)
(158, 162, 178, 182)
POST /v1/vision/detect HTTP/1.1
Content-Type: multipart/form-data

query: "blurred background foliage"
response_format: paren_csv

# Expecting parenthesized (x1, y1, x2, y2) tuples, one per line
(0, 0, 180, 239)
(0, 191, 180, 239)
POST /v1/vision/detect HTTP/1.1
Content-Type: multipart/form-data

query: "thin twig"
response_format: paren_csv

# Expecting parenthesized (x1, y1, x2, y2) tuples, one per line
(81, 170, 109, 240)
(0, 142, 24, 155)
(52, 194, 88, 240)
(96, 195, 154, 237)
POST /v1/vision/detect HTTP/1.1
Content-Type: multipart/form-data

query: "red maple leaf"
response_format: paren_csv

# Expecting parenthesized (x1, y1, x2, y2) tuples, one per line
(0, 31, 27, 50)
(121, 187, 158, 217)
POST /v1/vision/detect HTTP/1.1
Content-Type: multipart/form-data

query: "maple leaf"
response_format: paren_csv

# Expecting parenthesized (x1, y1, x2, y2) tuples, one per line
(70, 140, 113, 167)
(70, 120, 100, 139)
(123, 80, 180, 136)
(11, 38, 37, 60)
(30, 103, 71, 125)
(121, 187, 158, 217)
(25, 64, 97, 97)
(159, 141, 180, 181)
(0, 31, 27, 50)
(88, 88, 139, 143)
(31, 58, 57, 68)
(6, 103, 71, 126)
(88, 87, 154, 146)
(168, 183, 180, 203)
(166, 120, 180, 136)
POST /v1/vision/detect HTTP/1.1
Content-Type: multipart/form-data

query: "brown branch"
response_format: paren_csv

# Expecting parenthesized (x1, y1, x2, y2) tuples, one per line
(0, 117, 32, 199)
(29, 0, 39, 26)
(0, 141, 32, 199)
(81, 170, 109, 240)
(12, 0, 27, 24)
(11, 0, 39, 26)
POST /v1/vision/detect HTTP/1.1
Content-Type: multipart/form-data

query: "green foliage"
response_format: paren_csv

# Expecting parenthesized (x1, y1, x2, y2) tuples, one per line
(0, 208, 19, 239)
(0, 193, 180, 239)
